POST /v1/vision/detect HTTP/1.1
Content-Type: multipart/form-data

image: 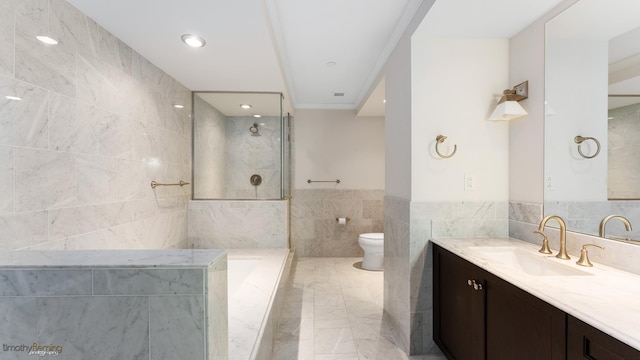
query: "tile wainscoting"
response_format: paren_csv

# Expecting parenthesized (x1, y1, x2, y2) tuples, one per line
(384, 197, 510, 355)
(188, 200, 288, 249)
(0, 249, 228, 360)
(510, 201, 640, 276)
(290, 189, 384, 257)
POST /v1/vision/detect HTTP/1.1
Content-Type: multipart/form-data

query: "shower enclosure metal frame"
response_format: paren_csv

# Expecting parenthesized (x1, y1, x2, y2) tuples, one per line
(190, 91, 291, 200)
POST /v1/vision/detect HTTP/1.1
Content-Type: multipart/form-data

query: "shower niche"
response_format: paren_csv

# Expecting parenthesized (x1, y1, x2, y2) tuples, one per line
(192, 92, 291, 199)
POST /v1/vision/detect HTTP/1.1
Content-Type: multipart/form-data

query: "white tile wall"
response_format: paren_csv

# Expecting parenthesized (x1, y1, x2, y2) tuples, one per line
(188, 200, 288, 249)
(291, 189, 384, 257)
(0, 0, 191, 250)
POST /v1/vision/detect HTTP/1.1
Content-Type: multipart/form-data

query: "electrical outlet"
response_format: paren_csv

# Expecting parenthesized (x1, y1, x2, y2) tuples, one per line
(545, 176, 555, 191)
(464, 174, 475, 191)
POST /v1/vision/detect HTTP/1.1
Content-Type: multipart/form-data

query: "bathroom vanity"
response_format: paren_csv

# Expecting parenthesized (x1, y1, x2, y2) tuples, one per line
(432, 238, 640, 360)
(0, 249, 228, 360)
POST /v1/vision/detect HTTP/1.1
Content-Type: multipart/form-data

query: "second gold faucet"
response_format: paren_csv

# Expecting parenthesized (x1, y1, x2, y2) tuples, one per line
(599, 215, 632, 239)
(534, 215, 570, 260)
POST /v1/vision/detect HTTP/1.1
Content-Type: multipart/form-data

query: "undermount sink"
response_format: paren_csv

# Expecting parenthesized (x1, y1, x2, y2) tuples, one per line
(467, 246, 591, 276)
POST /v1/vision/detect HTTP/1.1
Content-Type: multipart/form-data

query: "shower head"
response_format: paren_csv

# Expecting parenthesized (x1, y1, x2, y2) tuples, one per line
(250, 123, 260, 136)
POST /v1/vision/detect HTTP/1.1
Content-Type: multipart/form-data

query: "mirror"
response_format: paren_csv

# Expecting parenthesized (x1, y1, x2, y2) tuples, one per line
(544, 0, 640, 242)
(608, 95, 640, 200)
(192, 92, 291, 200)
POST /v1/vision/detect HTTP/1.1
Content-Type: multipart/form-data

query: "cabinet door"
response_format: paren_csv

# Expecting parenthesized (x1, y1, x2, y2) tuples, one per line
(434, 245, 486, 360)
(485, 271, 566, 360)
(568, 315, 640, 360)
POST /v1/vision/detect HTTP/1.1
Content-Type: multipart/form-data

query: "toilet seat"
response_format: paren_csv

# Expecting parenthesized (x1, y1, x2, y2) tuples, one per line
(359, 233, 383, 241)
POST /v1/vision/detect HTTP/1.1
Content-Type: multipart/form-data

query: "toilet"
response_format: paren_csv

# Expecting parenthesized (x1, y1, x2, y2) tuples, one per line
(358, 233, 384, 271)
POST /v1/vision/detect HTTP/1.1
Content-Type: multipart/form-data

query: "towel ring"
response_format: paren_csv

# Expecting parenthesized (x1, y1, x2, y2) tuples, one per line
(435, 135, 457, 158)
(574, 136, 600, 159)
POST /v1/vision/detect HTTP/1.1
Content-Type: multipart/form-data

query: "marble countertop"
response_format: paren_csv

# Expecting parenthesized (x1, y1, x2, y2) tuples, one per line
(0, 249, 226, 268)
(431, 237, 640, 351)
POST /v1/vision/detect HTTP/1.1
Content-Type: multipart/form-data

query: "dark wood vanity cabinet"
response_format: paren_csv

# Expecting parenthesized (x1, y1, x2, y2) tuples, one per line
(434, 244, 566, 360)
(433, 244, 486, 360)
(567, 315, 640, 360)
(484, 268, 566, 360)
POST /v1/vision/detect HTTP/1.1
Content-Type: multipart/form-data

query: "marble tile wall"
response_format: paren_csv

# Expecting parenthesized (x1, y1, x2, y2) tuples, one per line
(510, 201, 640, 276)
(193, 96, 282, 200)
(225, 116, 282, 199)
(383, 195, 411, 354)
(188, 200, 288, 249)
(291, 189, 384, 257)
(509, 201, 544, 244)
(384, 199, 510, 355)
(208, 255, 229, 360)
(0, 255, 228, 360)
(193, 95, 226, 199)
(0, 0, 191, 250)
(545, 201, 640, 240)
(411, 200, 508, 355)
(609, 103, 640, 199)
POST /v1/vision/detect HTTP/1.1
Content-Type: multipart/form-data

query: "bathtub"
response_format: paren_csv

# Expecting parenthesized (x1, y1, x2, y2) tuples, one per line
(226, 248, 292, 360)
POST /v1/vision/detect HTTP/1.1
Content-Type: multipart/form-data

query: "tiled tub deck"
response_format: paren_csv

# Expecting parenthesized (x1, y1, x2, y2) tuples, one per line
(0, 249, 228, 360)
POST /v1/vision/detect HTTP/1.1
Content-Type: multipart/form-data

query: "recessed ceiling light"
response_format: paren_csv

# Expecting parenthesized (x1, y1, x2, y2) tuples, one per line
(253, 114, 262, 118)
(5, 95, 22, 101)
(333, 92, 345, 97)
(240, 104, 252, 109)
(326, 61, 337, 67)
(36, 35, 58, 45)
(181, 34, 206, 48)
(173, 104, 184, 109)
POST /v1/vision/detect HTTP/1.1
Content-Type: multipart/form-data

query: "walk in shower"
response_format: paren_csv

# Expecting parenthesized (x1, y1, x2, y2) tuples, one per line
(192, 92, 291, 200)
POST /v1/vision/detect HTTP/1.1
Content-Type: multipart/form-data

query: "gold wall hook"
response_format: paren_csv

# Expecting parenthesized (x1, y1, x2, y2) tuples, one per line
(574, 135, 601, 159)
(435, 135, 457, 158)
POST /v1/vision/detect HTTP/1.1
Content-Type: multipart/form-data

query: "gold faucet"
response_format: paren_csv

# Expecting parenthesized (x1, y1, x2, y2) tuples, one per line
(534, 215, 570, 260)
(599, 215, 632, 238)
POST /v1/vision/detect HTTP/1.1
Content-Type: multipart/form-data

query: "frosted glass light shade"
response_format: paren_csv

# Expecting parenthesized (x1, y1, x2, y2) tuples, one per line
(488, 100, 528, 121)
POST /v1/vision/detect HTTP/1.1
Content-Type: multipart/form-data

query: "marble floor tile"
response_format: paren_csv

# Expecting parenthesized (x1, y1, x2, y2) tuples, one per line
(276, 317, 315, 341)
(315, 355, 360, 360)
(354, 338, 409, 360)
(270, 257, 423, 360)
(314, 307, 349, 323)
(281, 300, 315, 319)
(314, 293, 346, 309)
(314, 327, 357, 354)
(272, 340, 315, 360)
(314, 317, 351, 329)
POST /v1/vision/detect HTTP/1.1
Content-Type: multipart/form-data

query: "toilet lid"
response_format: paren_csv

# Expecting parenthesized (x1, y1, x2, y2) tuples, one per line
(360, 233, 384, 240)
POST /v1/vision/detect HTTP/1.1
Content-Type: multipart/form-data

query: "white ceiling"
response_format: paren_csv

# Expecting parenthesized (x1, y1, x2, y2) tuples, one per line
(414, 0, 565, 38)
(67, 0, 566, 115)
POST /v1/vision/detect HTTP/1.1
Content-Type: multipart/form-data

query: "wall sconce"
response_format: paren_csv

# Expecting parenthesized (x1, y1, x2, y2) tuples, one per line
(489, 81, 529, 121)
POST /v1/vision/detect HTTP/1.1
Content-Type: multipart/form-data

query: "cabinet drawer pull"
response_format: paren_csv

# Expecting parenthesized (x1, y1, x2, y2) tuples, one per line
(467, 279, 483, 291)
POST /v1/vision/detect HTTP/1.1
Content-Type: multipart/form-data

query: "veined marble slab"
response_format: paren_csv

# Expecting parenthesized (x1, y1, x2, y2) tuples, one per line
(0, 249, 228, 360)
(431, 237, 640, 351)
(0, 249, 225, 268)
